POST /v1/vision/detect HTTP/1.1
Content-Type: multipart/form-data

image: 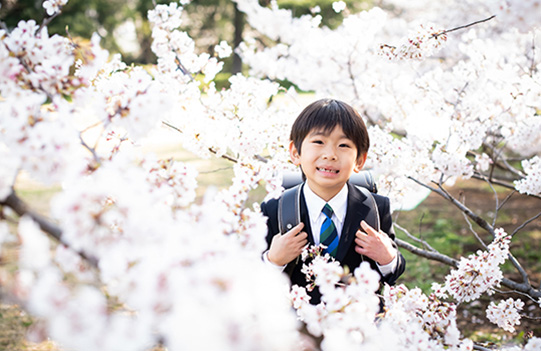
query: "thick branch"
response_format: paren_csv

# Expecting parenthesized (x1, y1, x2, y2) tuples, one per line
(473, 344, 494, 351)
(408, 177, 495, 236)
(395, 238, 458, 267)
(395, 238, 541, 299)
(1, 191, 99, 268)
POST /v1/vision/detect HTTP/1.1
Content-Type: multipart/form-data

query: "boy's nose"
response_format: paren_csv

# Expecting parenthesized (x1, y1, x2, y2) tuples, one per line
(322, 148, 337, 160)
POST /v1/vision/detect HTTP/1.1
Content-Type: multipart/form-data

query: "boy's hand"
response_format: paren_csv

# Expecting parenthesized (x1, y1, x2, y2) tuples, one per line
(268, 223, 308, 266)
(354, 220, 396, 265)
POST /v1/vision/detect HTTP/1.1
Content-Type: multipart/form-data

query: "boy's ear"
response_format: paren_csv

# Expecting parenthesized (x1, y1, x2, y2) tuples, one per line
(289, 141, 301, 166)
(353, 153, 367, 173)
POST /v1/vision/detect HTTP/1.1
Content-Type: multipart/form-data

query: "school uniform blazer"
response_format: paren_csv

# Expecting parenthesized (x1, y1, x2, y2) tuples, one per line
(261, 181, 406, 303)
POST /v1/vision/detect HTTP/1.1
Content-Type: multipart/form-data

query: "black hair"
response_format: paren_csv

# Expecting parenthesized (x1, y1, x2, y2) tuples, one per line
(290, 99, 369, 159)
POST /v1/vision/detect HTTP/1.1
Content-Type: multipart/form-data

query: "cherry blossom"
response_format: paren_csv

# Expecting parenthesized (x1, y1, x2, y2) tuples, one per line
(442, 228, 510, 303)
(515, 156, 541, 196)
(486, 298, 524, 333)
(215, 40, 232, 58)
(42, 0, 68, 16)
(332, 1, 346, 13)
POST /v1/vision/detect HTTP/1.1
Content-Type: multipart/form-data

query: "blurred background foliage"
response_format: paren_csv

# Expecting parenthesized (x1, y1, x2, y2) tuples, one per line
(0, 0, 372, 80)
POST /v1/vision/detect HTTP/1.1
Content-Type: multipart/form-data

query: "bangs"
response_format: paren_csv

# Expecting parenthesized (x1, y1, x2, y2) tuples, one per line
(290, 99, 369, 158)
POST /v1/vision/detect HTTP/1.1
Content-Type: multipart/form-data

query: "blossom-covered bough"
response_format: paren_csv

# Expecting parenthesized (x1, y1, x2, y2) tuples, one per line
(0, 0, 540, 350)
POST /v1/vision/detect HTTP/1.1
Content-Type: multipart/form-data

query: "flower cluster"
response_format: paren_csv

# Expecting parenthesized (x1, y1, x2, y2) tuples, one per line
(442, 228, 511, 303)
(379, 22, 448, 61)
(2, 19, 76, 96)
(432, 144, 474, 180)
(383, 284, 472, 350)
(292, 256, 383, 341)
(291, 249, 475, 350)
(515, 156, 541, 196)
(149, 2, 222, 83)
(486, 298, 524, 333)
(18, 196, 301, 350)
(143, 157, 198, 210)
(214, 40, 232, 58)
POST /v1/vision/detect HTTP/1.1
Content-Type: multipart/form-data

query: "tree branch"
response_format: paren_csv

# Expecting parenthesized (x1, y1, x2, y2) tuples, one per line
(395, 238, 541, 299)
(473, 344, 495, 351)
(405, 177, 539, 298)
(431, 15, 496, 39)
(497, 190, 516, 212)
(512, 211, 541, 238)
(80, 134, 101, 166)
(395, 238, 458, 267)
(162, 121, 269, 164)
(434, 176, 531, 286)
(482, 141, 525, 178)
(1, 191, 99, 268)
(462, 212, 488, 250)
(408, 176, 496, 236)
(394, 223, 437, 253)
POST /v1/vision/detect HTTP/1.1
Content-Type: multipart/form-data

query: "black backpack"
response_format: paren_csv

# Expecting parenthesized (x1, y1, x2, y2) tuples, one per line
(279, 171, 381, 275)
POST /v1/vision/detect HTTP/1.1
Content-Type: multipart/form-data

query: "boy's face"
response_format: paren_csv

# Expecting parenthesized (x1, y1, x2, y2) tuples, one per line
(289, 125, 367, 202)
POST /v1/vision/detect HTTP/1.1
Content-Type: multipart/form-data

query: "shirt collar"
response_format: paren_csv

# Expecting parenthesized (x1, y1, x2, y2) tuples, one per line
(303, 182, 348, 224)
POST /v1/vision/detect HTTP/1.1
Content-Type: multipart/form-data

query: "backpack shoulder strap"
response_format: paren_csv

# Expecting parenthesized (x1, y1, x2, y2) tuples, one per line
(356, 186, 380, 232)
(278, 184, 302, 277)
(278, 184, 381, 237)
(278, 183, 302, 234)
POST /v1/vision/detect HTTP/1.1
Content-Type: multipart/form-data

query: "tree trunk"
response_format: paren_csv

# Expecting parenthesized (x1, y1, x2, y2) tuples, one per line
(232, 3, 244, 74)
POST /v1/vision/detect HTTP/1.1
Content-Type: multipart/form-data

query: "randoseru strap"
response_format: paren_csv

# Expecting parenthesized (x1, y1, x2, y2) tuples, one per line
(356, 186, 380, 233)
(278, 184, 302, 277)
(278, 184, 302, 235)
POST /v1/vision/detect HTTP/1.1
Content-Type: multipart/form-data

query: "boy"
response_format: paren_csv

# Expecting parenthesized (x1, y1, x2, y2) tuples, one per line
(261, 99, 405, 304)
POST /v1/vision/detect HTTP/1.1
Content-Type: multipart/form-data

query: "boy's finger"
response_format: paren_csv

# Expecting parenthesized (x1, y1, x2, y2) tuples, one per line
(296, 231, 308, 240)
(360, 220, 377, 236)
(284, 222, 304, 236)
(356, 229, 367, 238)
(355, 245, 367, 255)
(292, 231, 308, 245)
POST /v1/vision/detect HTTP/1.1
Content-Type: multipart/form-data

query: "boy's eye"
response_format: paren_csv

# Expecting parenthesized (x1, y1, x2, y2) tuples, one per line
(339, 143, 351, 148)
(313, 140, 323, 144)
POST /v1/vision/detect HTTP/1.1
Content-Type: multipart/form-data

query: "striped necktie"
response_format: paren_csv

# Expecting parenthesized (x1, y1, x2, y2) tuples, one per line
(320, 203, 339, 257)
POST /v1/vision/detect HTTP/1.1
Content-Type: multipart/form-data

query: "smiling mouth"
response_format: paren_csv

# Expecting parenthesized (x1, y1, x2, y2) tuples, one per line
(317, 167, 339, 174)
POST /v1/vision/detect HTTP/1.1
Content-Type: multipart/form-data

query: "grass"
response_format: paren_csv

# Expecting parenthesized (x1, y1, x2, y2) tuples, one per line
(0, 304, 59, 351)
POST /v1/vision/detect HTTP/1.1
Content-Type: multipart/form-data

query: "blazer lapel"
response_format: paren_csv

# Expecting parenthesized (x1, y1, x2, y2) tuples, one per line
(335, 182, 372, 261)
(299, 187, 315, 245)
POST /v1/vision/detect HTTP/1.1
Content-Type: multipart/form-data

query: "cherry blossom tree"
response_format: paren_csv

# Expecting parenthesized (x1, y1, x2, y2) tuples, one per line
(234, 0, 541, 337)
(1, 0, 540, 350)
